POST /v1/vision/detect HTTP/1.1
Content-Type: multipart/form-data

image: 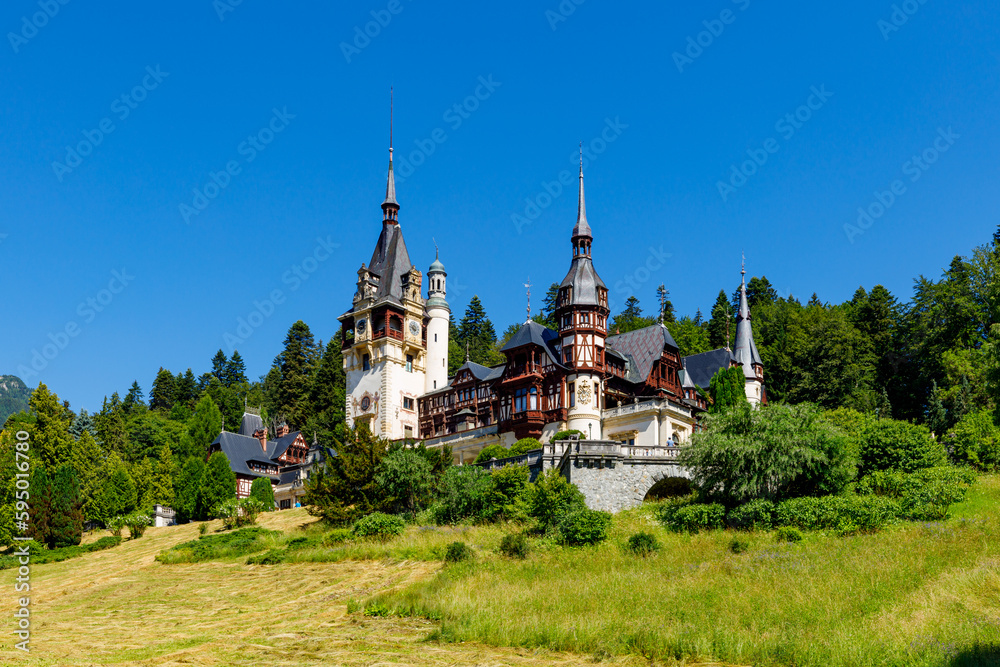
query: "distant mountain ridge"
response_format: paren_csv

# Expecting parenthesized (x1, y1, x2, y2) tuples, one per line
(0, 375, 33, 426)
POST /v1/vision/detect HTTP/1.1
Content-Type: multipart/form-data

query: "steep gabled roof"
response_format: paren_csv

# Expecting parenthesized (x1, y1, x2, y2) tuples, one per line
(606, 324, 679, 384)
(366, 222, 413, 306)
(210, 432, 280, 480)
(500, 320, 565, 368)
(237, 411, 263, 437)
(682, 347, 735, 390)
(269, 431, 303, 461)
(453, 361, 495, 382)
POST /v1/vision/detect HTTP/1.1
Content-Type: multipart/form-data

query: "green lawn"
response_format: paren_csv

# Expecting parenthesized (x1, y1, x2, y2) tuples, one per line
(373, 474, 1000, 667)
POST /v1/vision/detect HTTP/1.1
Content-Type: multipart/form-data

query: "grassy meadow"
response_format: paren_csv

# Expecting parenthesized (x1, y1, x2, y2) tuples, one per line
(1, 477, 998, 666)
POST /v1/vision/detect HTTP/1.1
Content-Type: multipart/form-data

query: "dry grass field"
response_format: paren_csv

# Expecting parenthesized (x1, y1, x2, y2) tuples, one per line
(0, 509, 654, 667)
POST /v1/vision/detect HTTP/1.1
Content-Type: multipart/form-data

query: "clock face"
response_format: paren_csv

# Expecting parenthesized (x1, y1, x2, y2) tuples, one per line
(409, 320, 420, 336)
(356, 319, 366, 333)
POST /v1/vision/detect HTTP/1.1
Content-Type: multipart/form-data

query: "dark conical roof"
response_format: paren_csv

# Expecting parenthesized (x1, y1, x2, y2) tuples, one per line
(733, 267, 763, 376)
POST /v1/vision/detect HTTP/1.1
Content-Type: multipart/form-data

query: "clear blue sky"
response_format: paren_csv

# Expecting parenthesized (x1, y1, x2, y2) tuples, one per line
(2, 1, 998, 412)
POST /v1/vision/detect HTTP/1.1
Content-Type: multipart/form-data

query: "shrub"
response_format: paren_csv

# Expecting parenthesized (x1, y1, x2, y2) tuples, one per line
(444, 541, 474, 563)
(0, 535, 121, 570)
(510, 438, 542, 455)
(727, 499, 775, 530)
(124, 513, 151, 539)
(215, 498, 241, 530)
(246, 549, 285, 565)
(216, 497, 266, 530)
(106, 515, 126, 538)
(498, 532, 530, 559)
(155, 527, 280, 564)
(430, 466, 492, 525)
(248, 478, 275, 510)
(527, 469, 586, 532)
(680, 403, 855, 506)
(947, 409, 1000, 471)
(322, 528, 354, 546)
(352, 512, 405, 541)
(664, 503, 726, 533)
(376, 448, 434, 517)
(474, 444, 510, 464)
(856, 466, 975, 521)
(625, 532, 661, 556)
(558, 508, 612, 546)
(482, 464, 530, 523)
(551, 429, 584, 442)
(728, 536, 750, 554)
(774, 496, 899, 533)
(775, 526, 803, 543)
(198, 522, 208, 535)
(197, 452, 237, 521)
(858, 418, 946, 475)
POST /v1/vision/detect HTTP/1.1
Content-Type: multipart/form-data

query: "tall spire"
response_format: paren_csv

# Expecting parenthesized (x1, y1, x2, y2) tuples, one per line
(382, 87, 398, 214)
(734, 257, 763, 376)
(572, 143, 591, 240)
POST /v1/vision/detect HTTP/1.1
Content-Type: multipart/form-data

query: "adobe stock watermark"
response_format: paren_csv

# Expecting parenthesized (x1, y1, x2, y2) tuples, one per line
(224, 236, 339, 349)
(546, 0, 586, 31)
(52, 66, 169, 183)
(610, 245, 673, 313)
(213, 0, 245, 21)
(179, 107, 295, 224)
(673, 0, 751, 74)
(511, 117, 628, 235)
(395, 75, 502, 185)
(7, 0, 71, 54)
(17, 268, 135, 380)
(341, 0, 412, 64)
(12, 430, 31, 653)
(716, 85, 834, 202)
(843, 126, 959, 244)
(878, 0, 930, 41)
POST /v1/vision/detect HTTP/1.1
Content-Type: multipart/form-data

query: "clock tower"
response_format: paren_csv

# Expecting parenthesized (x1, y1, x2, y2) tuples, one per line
(339, 144, 428, 441)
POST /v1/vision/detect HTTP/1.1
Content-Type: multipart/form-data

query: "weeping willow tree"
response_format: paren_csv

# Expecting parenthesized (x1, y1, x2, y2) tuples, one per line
(679, 402, 855, 506)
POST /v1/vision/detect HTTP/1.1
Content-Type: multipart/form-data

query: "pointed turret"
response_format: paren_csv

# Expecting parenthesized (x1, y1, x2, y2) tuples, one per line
(733, 260, 763, 379)
(558, 149, 606, 307)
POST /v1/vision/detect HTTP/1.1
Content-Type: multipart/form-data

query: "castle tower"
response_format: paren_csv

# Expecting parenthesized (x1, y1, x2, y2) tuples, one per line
(733, 260, 766, 405)
(339, 134, 428, 441)
(554, 152, 609, 439)
(425, 250, 450, 392)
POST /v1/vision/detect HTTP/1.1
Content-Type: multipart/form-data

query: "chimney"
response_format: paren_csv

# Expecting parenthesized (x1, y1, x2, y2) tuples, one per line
(253, 428, 267, 453)
(276, 423, 290, 438)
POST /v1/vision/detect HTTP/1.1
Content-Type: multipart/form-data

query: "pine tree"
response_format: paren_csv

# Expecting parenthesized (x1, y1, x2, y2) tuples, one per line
(305, 335, 347, 446)
(224, 351, 248, 387)
(211, 350, 228, 382)
(709, 366, 748, 413)
(49, 465, 83, 548)
(130, 458, 155, 510)
(197, 451, 236, 518)
(175, 369, 198, 408)
(92, 454, 137, 524)
(746, 276, 778, 309)
(456, 296, 502, 367)
(30, 384, 75, 472)
(656, 285, 676, 324)
(179, 395, 223, 461)
(272, 321, 319, 429)
(69, 430, 104, 523)
(149, 368, 177, 411)
(707, 290, 731, 349)
(150, 445, 176, 507)
(611, 296, 655, 334)
(69, 409, 97, 441)
(95, 393, 128, 457)
(28, 465, 54, 546)
(123, 381, 145, 415)
(174, 457, 206, 522)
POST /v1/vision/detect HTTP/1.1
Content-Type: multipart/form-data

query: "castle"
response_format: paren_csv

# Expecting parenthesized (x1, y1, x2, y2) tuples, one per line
(339, 144, 766, 464)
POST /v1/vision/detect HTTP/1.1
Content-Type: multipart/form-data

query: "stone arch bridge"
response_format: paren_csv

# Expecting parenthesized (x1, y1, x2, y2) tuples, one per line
(480, 439, 691, 513)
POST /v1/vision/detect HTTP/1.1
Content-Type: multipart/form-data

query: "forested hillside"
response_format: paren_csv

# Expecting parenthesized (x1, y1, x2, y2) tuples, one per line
(0, 375, 32, 426)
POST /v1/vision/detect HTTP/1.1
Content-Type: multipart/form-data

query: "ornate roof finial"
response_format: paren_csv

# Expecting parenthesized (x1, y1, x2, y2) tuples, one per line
(465, 340, 470, 363)
(741, 251, 746, 280)
(382, 87, 398, 209)
(573, 142, 591, 239)
(524, 277, 532, 322)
